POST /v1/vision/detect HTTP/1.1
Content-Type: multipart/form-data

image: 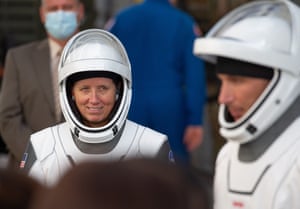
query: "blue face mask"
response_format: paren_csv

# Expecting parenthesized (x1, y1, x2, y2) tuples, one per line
(45, 10, 78, 40)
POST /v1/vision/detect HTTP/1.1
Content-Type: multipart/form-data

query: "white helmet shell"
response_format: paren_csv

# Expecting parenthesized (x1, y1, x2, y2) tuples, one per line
(193, 0, 300, 143)
(58, 29, 132, 143)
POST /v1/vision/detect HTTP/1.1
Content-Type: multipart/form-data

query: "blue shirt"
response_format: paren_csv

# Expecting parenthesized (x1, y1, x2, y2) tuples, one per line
(108, 0, 206, 163)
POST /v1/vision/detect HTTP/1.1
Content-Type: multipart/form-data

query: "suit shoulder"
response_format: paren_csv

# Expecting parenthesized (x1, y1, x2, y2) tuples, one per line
(144, 126, 167, 140)
(8, 39, 47, 54)
(216, 142, 236, 165)
(30, 125, 61, 159)
(127, 120, 167, 140)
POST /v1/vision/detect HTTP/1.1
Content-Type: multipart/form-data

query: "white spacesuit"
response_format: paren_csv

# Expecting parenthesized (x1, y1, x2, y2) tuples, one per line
(21, 29, 171, 186)
(194, 0, 300, 208)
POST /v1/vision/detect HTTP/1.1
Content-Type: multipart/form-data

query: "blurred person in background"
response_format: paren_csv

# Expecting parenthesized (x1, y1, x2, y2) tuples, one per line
(29, 158, 212, 209)
(0, 0, 84, 169)
(0, 168, 42, 209)
(106, 0, 207, 166)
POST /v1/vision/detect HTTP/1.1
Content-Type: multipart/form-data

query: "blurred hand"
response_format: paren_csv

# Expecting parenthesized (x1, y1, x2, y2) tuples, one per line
(183, 125, 203, 152)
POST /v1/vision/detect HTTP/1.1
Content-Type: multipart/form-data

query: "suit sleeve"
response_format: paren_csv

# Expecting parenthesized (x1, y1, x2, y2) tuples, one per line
(20, 141, 37, 173)
(19, 136, 48, 185)
(155, 140, 175, 163)
(0, 49, 32, 160)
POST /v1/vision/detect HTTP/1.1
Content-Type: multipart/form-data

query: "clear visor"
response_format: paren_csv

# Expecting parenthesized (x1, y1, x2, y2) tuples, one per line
(58, 29, 132, 87)
(194, 0, 300, 75)
(61, 29, 129, 68)
(210, 1, 292, 39)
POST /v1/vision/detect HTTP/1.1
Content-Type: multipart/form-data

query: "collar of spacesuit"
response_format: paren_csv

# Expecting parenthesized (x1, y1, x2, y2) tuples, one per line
(239, 95, 300, 162)
(72, 123, 125, 154)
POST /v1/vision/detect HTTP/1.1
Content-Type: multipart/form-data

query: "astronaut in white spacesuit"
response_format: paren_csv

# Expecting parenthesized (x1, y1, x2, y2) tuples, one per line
(21, 29, 171, 186)
(193, 0, 300, 208)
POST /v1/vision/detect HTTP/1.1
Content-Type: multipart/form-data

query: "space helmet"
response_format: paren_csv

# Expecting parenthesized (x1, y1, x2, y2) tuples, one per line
(58, 28, 132, 143)
(193, 0, 300, 143)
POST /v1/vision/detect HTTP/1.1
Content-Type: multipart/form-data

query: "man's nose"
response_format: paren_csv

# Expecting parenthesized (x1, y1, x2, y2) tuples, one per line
(218, 83, 233, 105)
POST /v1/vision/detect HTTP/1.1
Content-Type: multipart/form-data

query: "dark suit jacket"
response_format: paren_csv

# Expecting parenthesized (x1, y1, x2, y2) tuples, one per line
(0, 39, 63, 167)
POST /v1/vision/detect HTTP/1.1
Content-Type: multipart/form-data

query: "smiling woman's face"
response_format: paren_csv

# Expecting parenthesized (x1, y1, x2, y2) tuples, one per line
(72, 77, 117, 127)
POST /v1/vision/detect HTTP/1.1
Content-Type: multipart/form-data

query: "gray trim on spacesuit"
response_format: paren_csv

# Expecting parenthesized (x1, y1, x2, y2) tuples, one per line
(21, 142, 37, 172)
(239, 95, 300, 162)
(155, 141, 173, 162)
(72, 123, 125, 154)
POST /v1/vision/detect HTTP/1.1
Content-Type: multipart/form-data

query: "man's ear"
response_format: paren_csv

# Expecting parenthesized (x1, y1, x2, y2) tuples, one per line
(39, 6, 46, 24)
(77, 2, 85, 24)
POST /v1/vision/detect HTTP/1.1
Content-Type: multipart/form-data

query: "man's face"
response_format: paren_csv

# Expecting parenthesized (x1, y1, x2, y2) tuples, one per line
(40, 0, 84, 26)
(217, 74, 270, 121)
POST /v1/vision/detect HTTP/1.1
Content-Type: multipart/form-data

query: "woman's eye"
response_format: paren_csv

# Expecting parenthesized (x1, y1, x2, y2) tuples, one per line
(80, 87, 90, 92)
(98, 86, 108, 91)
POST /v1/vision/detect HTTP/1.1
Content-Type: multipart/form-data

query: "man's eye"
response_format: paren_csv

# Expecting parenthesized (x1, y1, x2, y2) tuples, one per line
(229, 77, 243, 83)
(63, 5, 76, 11)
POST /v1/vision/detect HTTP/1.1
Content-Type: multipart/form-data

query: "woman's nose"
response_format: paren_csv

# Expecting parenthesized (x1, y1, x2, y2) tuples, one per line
(89, 91, 100, 103)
